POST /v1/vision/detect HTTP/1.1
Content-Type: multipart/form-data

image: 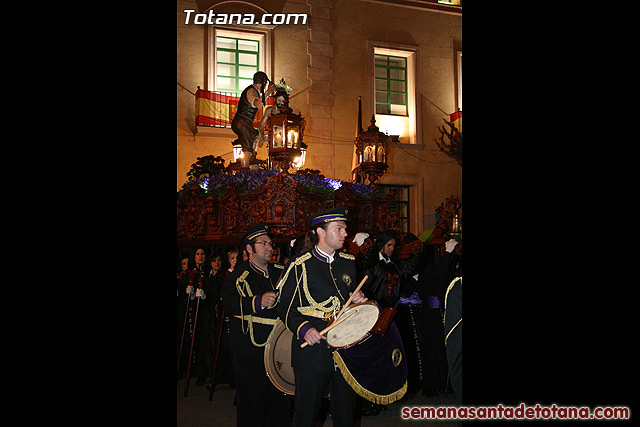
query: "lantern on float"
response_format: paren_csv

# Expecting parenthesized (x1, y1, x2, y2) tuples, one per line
(354, 115, 390, 185)
(266, 80, 306, 172)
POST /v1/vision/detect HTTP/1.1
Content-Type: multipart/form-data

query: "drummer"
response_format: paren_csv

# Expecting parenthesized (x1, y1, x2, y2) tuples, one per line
(221, 223, 291, 427)
(277, 206, 368, 427)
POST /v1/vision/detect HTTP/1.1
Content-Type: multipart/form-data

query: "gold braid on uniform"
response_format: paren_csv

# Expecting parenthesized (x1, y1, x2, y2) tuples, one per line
(280, 252, 342, 328)
(298, 260, 341, 315)
(443, 276, 462, 346)
(235, 270, 278, 347)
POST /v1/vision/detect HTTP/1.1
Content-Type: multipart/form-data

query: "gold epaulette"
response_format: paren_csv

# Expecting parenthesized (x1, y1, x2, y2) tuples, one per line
(273, 263, 284, 269)
(338, 252, 355, 260)
(294, 252, 312, 264)
(236, 270, 252, 297)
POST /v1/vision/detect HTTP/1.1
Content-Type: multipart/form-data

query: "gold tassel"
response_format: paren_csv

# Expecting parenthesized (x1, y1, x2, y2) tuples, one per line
(333, 352, 407, 404)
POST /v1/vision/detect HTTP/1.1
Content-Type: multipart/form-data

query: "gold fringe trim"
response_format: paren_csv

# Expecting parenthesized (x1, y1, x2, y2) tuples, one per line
(333, 351, 407, 405)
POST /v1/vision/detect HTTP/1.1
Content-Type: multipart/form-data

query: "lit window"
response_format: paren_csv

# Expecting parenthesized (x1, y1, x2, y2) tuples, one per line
(371, 45, 418, 144)
(215, 36, 259, 95)
(375, 54, 407, 116)
(207, 26, 271, 94)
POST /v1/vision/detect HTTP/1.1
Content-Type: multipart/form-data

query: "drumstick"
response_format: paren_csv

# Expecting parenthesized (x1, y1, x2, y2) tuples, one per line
(333, 275, 368, 322)
(299, 309, 357, 348)
(299, 275, 368, 348)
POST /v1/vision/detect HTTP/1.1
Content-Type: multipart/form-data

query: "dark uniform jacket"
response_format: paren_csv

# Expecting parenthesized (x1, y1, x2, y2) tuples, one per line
(222, 259, 284, 360)
(277, 246, 357, 372)
(360, 251, 419, 308)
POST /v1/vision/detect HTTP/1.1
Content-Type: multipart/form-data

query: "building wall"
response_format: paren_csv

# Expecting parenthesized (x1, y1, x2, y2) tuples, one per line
(177, 0, 461, 234)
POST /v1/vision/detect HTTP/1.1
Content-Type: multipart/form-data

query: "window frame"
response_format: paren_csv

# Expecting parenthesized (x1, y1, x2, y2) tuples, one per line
(368, 42, 421, 145)
(215, 36, 260, 95)
(374, 54, 408, 117)
(207, 26, 272, 93)
(456, 50, 462, 110)
(378, 184, 411, 234)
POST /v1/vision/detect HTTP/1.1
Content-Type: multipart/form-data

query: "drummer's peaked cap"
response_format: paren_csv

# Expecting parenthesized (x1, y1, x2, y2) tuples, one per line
(307, 206, 350, 227)
(241, 223, 271, 246)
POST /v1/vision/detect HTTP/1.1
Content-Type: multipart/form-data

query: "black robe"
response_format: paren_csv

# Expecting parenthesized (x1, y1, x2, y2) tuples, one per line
(418, 249, 455, 395)
(360, 250, 424, 394)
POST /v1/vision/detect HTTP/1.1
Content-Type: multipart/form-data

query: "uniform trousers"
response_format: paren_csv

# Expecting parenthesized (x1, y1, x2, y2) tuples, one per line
(233, 353, 291, 427)
(294, 366, 355, 427)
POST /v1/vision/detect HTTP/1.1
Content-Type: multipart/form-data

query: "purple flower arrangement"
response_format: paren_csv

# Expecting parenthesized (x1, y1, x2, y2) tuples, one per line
(199, 169, 278, 197)
(290, 171, 342, 197)
(178, 169, 380, 200)
(343, 181, 380, 198)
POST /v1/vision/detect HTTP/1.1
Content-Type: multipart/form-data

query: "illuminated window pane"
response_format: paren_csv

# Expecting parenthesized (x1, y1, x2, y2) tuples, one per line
(238, 66, 255, 78)
(238, 39, 258, 52)
(217, 37, 236, 50)
(217, 50, 235, 63)
(374, 54, 407, 117)
(217, 63, 235, 77)
(390, 104, 407, 115)
(238, 53, 257, 66)
(217, 77, 235, 90)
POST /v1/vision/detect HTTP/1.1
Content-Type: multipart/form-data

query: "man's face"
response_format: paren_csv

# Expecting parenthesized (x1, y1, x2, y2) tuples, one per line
(275, 95, 285, 108)
(382, 238, 396, 258)
(320, 221, 348, 252)
(248, 236, 274, 266)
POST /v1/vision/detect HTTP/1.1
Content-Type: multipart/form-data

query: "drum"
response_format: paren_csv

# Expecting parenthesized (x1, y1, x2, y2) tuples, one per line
(333, 320, 408, 404)
(326, 301, 380, 349)
(263, 320, 295, 395)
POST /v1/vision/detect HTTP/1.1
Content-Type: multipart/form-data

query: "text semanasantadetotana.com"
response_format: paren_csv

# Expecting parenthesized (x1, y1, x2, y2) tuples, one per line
(401, 403, 630, 420)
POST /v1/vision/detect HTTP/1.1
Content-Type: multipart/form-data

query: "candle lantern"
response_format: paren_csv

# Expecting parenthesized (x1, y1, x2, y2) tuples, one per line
(266, 80, 306, 172)
(292, 144, 307, 170)
(354, 115, 390, 185)
(232, 142, 244, 162)
(228, 139, 250, 171)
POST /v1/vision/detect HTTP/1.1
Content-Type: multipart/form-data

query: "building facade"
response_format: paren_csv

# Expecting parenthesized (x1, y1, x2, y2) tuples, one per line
(177, 0, 461, 235)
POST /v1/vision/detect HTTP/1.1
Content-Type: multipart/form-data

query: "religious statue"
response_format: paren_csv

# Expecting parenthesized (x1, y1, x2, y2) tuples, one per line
(231, 71, 276, 165)
(258, 78, 293, 148)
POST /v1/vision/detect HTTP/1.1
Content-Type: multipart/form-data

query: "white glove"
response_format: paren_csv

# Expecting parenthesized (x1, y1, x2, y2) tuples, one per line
(196, 288, 206, 299)
(352, 232, 369, 247)
(445, 238, 459, 253)
(290, 238, 296, 248)
(186, 285, 194, 295)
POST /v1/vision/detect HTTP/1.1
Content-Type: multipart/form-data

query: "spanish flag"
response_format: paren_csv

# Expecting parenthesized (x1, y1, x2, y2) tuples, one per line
(450, 110, 462, 134)
(195, 88, 274, 128)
